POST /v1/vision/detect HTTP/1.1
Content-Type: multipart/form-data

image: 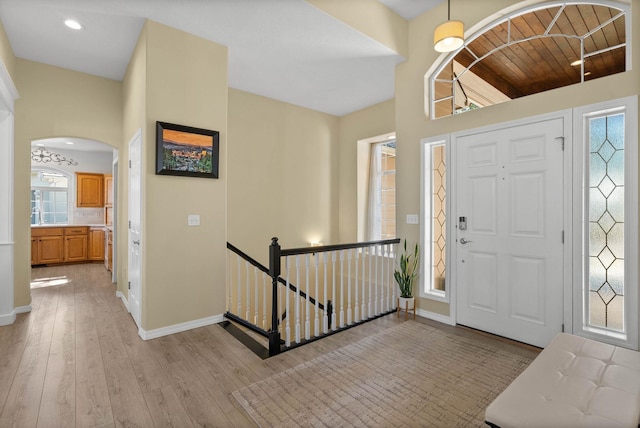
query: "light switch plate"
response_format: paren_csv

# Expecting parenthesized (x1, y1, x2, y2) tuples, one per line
(188, 214, 200, 226)
(406, 214, 419, 224)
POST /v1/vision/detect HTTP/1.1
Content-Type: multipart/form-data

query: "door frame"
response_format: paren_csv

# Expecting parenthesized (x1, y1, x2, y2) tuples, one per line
(127, 128, 143, 330)
(421, 109, 574, 336)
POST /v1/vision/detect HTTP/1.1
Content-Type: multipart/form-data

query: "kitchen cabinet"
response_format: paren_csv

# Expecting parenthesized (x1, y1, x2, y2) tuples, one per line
(105, 228, 113, 271)
(76, 172, 104, 207)
(32, 226, 91, 265)
(64, 227, 88, 262)
(104, 174, 113, 206)
(31, 227, 64, 265)
(89, 227, 105, 261)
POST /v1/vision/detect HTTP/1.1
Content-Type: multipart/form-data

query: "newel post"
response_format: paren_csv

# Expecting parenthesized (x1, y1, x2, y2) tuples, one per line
(268, 237, 281, 356)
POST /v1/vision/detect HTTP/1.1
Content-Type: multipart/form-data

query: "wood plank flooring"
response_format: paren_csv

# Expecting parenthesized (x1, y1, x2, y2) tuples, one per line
(0, 263, 538, 427)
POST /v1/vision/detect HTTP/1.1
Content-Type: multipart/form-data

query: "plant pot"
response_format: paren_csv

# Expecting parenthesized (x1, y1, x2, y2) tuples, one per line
(398, 296, 415, 310)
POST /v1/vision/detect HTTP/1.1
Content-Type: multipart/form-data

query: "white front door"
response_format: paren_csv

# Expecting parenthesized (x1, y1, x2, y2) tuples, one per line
(455, 118, 564, 348)
(128, 130, 142, 328)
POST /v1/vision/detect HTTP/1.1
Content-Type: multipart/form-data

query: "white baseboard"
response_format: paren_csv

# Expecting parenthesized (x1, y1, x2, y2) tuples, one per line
(416, 308, 455, 326)
(15, 304, 32, 314)
(115, 290, 128, 310)
(138, 314, 226, 340)
(0, 310, 15, 326)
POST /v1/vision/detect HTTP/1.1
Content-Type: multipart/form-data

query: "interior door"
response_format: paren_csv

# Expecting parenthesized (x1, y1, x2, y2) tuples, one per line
(128, 130, 142, 328)
(455, 118, 564, 348)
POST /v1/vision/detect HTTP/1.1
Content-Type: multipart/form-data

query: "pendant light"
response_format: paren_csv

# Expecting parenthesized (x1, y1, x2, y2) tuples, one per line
(434, 0, 464, 53)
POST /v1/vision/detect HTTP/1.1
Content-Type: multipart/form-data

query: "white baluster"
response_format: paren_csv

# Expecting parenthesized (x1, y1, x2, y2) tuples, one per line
(373, 245, 380, 315)
(323, 252, 328, 333)
(254, 267, 259, 325)
(332, 251, 337, 331)
(380, 244, 385, 313)
(227, 252, 232, 312)
(361, 247, 367, 319)
(347, 249, 352, 325)
(236, 256, 242, 316)
(305, 254, 310, 340)
(384, 244, 390, 312)
(392, 242, 397, 309)
(285, 256, 291, 347)
(246, 261, 251, 320)
(295, 255, 301, 343)
(354, 248, 360, 323)
(314, 252, 320, 337)
(263, 273, 267, 330)
(339, 249, 345, 328)
(368, 246, 373, 318)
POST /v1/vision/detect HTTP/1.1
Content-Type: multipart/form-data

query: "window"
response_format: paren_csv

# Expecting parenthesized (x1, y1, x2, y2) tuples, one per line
(574, 96, 638, 349)
(367, 140, 396, 241)
(421, 137, 448, 302)
(31, 169, 70, 225)
(428, 2, 629, 119)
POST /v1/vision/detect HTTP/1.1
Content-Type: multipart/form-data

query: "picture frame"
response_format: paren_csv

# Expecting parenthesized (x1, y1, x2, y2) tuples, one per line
(156, 121, 220, 178)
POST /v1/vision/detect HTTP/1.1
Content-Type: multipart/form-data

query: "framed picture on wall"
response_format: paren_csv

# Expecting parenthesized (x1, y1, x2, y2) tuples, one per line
(155, 121, 220, 178)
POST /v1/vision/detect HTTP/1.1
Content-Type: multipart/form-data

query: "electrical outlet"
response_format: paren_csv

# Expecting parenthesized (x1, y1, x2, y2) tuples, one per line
(188, 214, 200, 226)
(406, 214, 419, 225)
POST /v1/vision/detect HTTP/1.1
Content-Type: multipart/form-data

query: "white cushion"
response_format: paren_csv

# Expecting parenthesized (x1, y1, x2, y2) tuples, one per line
(485, 333, 640, 427)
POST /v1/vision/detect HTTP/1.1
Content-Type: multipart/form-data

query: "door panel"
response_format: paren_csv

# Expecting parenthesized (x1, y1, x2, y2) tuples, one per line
(128, 131, 142, 328)
(456, 118, 564, 348)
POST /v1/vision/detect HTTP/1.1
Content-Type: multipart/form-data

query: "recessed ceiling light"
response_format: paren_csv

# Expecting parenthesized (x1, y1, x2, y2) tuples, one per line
(570, 59, 583, 67)
(64, 19, 83, 30)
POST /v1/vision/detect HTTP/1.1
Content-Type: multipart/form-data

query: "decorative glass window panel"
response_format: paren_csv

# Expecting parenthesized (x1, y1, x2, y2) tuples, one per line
(587, 113, 624, 331)
(431, 145, 446, 291)
(422, 139, 447, 301)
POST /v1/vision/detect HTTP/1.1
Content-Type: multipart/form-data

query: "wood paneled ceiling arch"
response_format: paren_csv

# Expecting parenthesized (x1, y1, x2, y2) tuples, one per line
(433, 2, 627, 118)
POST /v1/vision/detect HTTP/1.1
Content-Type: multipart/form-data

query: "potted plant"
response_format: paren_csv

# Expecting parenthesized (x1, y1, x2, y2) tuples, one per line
(394, 239, 419, 311)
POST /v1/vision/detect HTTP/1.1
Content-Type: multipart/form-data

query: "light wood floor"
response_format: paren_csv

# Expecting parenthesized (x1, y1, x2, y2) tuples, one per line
(0, 263, 538, 428)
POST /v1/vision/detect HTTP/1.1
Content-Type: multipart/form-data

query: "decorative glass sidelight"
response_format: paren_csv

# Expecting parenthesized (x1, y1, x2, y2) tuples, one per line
(588, 113, 625, 331)
(422, 140, 447, 300)
(432, 145, 446, 292)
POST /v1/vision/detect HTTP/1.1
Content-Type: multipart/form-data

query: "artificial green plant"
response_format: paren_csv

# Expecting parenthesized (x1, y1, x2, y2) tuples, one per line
(394, 239, 420, 298)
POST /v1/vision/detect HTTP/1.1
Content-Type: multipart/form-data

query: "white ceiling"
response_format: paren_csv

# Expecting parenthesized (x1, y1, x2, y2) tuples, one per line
(0, 0, 442, 122)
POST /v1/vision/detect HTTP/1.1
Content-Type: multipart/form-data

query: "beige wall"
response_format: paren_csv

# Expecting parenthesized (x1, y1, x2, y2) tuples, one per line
(227, 88, 339, 264)
(393, 0, 640, 316)
(13, 60, 123, 308)
(121, 22, 147, 300)
(338, 98, 395, 243)
(307, 0, 408, 58)
(0, 21, 14, 80)
(142, 21, 228, 330)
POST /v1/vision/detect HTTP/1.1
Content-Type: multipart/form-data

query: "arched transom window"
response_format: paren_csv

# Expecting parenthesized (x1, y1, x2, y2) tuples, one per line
(428, 1, 629, 119)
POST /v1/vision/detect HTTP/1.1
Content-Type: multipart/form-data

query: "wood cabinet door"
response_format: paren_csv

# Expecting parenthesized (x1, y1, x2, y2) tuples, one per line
(76, 173, 104, 207)
(31, 238, 37, 265)
(38, 236, 64, 264)
(65, 235, 88, 262)
(89, 228, 105, 261)
(104, 174, 113, 206)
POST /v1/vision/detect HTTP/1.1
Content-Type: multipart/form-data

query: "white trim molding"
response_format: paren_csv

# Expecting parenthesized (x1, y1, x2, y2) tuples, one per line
(416, 308, 455, 326)
(116, 290, 128, 310)
(138, 314, 226, 340)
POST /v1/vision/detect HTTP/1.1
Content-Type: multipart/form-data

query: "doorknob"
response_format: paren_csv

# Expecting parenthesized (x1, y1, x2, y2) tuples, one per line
(133, 240, 140, 245)
(460, 238, 472, 244)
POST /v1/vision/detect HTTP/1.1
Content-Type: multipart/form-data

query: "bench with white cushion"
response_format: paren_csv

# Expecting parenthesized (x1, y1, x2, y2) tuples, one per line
(485, 333, 640, 427)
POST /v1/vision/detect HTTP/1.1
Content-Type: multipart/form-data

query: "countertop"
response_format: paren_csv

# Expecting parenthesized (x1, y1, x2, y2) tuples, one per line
(31, 224, 110, 228)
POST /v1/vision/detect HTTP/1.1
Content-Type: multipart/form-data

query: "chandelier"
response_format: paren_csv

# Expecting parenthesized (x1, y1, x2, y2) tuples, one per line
(31, 147, 78, 166)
